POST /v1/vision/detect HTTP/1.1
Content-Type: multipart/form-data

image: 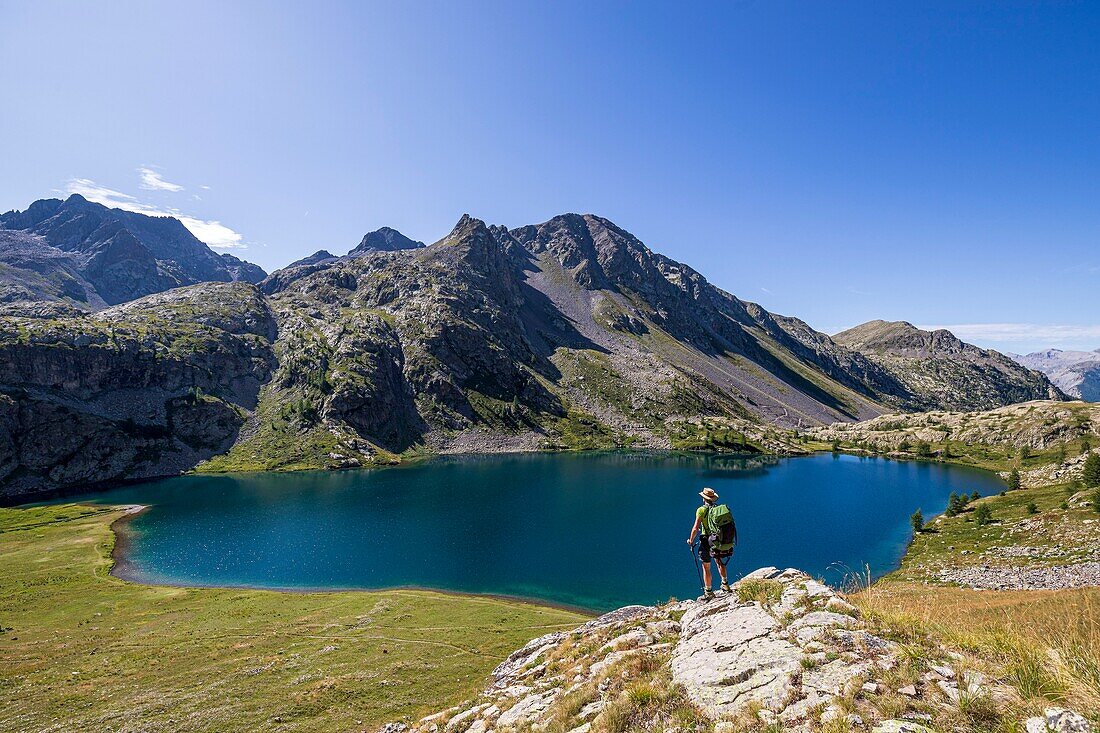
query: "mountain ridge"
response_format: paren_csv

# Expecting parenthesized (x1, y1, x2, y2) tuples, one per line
(834, 319, 1062, 411)
(0, 203, 1067, 497)
(0, 194, 267, 310)
(1012, 348, 1100, 401)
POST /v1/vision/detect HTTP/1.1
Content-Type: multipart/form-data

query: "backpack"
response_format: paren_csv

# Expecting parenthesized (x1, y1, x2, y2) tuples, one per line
(703, 503, 737, 555)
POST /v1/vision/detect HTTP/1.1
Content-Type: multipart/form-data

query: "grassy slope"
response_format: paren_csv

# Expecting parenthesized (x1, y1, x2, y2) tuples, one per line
(856, 472, 1100, 718)
(0, 504, 587, 733)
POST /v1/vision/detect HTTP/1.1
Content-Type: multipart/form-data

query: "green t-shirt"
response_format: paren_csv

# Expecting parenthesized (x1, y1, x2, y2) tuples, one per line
(696, 503, 713, 521)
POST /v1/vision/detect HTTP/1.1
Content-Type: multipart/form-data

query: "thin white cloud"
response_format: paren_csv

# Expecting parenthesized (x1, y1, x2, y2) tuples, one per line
(176, 216, 243, 249)
(64, 177, 246, 249)
(920, 323, 1100, 344)
(138, 166, 184, 192)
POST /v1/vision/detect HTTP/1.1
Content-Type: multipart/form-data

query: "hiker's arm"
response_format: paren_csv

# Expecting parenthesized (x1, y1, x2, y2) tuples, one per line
(687, 516, 702, 544)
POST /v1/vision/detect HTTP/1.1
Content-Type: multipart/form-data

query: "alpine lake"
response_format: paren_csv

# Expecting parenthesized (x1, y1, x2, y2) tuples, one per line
(58, 452, 1004, 612)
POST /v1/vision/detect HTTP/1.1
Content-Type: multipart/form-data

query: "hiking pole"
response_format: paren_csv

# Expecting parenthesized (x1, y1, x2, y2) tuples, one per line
(689, 541, 705, 595)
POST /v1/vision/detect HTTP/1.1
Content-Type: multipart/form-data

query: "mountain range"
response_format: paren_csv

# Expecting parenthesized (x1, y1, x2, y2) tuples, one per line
(0, 198, 1065, 497)
(0, 194, 266, 312)
(1012, 349, 1100, 402)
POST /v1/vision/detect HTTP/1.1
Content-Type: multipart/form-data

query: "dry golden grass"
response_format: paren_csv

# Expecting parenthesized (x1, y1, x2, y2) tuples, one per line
(854, 581, 1100, 720)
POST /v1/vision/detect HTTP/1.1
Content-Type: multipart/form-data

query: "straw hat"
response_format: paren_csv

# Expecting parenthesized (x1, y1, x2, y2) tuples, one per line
(699, 487, 719, 502)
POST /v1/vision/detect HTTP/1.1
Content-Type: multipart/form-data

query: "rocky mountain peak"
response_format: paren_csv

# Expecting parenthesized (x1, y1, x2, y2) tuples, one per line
(834, 320, 956, 353)
(426, 214, 511, 273)
(0, 194, 267, 308)
(349, 226, 424, 256)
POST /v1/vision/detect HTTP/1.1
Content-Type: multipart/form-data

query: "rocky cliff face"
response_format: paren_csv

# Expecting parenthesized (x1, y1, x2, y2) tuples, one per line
(1013, 349, 1100, 402)
(0, 195, 267, 310)
(395, 567, 1070, 733)
(0, 282, 276, 498)
(834, 320, 1064, 411)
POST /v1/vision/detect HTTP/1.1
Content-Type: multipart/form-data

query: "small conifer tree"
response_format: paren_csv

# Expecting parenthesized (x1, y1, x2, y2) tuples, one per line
(1008, 469, 1021, 491)
(974, 503, 993, 526)
(1083, 452, 1100, 488)
(910, 509, 924, 534)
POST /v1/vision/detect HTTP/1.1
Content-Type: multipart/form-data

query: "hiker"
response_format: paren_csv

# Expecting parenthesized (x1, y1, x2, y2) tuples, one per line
(686, 487, 736, 599)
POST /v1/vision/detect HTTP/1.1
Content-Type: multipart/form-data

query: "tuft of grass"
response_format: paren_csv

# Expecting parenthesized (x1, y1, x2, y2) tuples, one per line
(736, 579, 784, 606)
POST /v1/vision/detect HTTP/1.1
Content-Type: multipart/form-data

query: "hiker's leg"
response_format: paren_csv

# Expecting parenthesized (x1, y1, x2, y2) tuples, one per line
(702, 562, 712, 589)
(716, 560, 729, 585)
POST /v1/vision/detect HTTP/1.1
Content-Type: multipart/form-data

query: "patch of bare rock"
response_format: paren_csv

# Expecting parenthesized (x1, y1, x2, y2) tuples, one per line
(385, 567, 1093, 732)
(937, 562, 1100, 591)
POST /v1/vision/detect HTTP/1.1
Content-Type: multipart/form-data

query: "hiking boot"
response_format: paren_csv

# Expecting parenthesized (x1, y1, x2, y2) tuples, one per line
(699, 588, 716, 601)
(720, 582, 732, 594)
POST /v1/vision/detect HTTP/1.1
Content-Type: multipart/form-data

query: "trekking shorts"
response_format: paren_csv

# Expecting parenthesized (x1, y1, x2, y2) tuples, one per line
(699, 535, 713, 562)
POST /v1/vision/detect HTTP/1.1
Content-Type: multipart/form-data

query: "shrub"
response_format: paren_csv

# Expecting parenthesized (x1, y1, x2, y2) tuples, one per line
(910, 509, 924, 534)
(1018, 445, 1031, 461)
(899, 438, 912, 452)
(1092, 490, 1100, 515)
(1026, 502, 1039, 515)
(974, 504, 993, 526)
(916, 441, 932, 457)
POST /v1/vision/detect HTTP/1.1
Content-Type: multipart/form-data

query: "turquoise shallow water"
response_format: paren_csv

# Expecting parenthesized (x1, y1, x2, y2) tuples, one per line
(62, 452, 1004, 611)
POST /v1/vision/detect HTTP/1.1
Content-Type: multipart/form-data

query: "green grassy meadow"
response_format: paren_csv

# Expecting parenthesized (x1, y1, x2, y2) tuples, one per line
(0, 504, 587, 733)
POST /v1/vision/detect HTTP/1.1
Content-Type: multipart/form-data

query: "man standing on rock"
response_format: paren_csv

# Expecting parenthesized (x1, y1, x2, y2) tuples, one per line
(687, 487, 732, 599)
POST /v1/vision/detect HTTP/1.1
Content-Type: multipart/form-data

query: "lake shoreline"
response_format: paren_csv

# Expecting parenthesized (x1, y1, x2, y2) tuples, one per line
(106, 502, 599, 615)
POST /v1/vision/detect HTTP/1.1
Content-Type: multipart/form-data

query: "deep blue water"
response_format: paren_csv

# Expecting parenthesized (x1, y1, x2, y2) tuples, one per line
(62, 452, 1003, 611)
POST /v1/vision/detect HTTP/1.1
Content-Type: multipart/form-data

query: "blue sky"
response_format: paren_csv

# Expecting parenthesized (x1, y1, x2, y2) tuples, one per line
(1, 1, 1097, 353)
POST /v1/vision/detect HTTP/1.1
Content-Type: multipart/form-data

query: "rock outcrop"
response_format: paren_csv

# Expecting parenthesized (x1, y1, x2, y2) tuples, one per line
(396, 567, 1077, 733)
(809, 400, 1100, 454)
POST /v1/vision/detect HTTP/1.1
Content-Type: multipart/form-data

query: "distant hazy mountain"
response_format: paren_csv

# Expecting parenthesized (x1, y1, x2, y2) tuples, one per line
(0, 194, 266, 310)
(833, 320, 1065, 411)
(1012, 349, 1100, 401)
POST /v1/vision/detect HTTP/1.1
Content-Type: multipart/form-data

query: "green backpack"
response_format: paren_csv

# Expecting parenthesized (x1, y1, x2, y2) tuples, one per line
(703, 504, 737, 555)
